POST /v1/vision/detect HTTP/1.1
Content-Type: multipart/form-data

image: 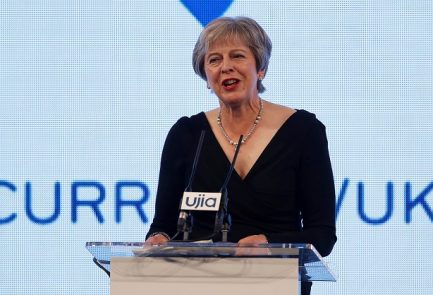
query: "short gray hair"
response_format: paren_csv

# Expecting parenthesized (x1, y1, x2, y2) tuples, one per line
(192, 16, 272, 93)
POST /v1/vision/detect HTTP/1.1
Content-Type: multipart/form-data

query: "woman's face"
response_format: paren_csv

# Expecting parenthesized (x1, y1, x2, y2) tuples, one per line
(204, 38, 264, 105)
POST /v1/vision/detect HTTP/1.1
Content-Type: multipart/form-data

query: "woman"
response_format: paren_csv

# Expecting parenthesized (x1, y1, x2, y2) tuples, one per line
(145, 16, 336, 294)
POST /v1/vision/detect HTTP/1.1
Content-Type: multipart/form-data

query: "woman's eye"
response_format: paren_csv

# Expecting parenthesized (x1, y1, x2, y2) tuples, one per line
(234, 54, 244, 59)
(208, 57, 219, 64)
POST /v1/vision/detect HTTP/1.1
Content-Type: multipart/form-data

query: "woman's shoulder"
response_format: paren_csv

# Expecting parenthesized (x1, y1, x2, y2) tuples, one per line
(263, 101, 317, 127)
(269, 102, 321, 123)
(264, 102, 325, 134)
(265, 101, 296, 119)
(171, 112, 207, 128)
(167, 112, 210, 141)
(164, 112, 209, 147)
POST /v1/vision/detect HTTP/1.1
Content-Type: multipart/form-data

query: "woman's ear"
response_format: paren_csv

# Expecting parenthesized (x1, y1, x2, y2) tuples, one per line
(258, 70, 265, 80)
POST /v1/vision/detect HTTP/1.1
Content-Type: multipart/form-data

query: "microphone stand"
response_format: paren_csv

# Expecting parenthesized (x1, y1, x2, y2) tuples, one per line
(220, 187, 231, 242)
(215, 135, 243, 242)
(177, 130, 206, 241)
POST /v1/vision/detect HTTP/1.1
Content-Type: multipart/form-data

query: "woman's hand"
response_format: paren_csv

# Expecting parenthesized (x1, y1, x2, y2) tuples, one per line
(144, 233, 169, 246)
(237, 234, 268, 246)
(235, 234, 269, 256)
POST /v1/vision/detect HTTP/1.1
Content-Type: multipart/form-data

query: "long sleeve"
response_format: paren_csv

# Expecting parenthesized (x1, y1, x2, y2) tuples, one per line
(266, 118, 337, 257)
(145, 117, 190, 239)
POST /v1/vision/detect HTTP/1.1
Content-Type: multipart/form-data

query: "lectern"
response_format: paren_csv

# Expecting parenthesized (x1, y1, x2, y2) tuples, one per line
(86, 242, 336, 295)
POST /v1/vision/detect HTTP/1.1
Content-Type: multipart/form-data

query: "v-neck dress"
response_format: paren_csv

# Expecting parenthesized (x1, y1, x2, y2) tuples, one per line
(147, 109, 337, 258)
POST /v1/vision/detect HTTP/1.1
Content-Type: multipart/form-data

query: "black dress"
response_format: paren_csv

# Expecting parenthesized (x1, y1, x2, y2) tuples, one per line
(147, 110, 337, 295)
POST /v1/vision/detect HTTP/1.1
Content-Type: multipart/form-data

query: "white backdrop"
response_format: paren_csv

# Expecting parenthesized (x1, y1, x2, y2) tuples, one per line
(0, 1, 432, 294)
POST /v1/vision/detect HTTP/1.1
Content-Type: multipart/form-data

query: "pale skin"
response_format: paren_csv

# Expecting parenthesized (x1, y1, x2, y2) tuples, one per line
(146, 38, 296, 246)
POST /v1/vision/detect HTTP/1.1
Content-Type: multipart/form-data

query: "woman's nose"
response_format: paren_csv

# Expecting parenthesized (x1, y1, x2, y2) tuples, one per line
(221, 59, 234, 73)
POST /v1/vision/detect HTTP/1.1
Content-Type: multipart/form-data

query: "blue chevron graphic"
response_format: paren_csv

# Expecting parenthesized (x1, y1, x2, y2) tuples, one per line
(180, 0, 234, 26)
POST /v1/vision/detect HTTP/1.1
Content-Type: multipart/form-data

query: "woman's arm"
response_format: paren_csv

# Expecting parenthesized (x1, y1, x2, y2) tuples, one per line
(267, 118, 337, 257)
(145, 117, 190, 240)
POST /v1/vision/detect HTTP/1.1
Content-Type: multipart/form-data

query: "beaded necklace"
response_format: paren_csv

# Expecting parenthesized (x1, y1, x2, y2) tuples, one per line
(216, 98, 263, 148)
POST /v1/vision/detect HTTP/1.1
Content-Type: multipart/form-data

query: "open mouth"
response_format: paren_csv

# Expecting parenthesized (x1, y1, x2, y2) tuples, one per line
(222, 79, 240, 88)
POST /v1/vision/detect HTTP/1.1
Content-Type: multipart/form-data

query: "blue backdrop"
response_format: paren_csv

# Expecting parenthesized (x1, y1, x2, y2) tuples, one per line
(1, 1, 432, 294)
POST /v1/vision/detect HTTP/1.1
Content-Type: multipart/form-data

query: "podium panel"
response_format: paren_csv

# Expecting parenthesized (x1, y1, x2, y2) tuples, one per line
(87, 242, 336, 295)
(111, 257, 298, 295)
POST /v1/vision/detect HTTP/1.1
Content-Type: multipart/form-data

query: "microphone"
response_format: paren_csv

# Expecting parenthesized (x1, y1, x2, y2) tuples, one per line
(177, 130, 206, 240)
(214, 135, 243, 242)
